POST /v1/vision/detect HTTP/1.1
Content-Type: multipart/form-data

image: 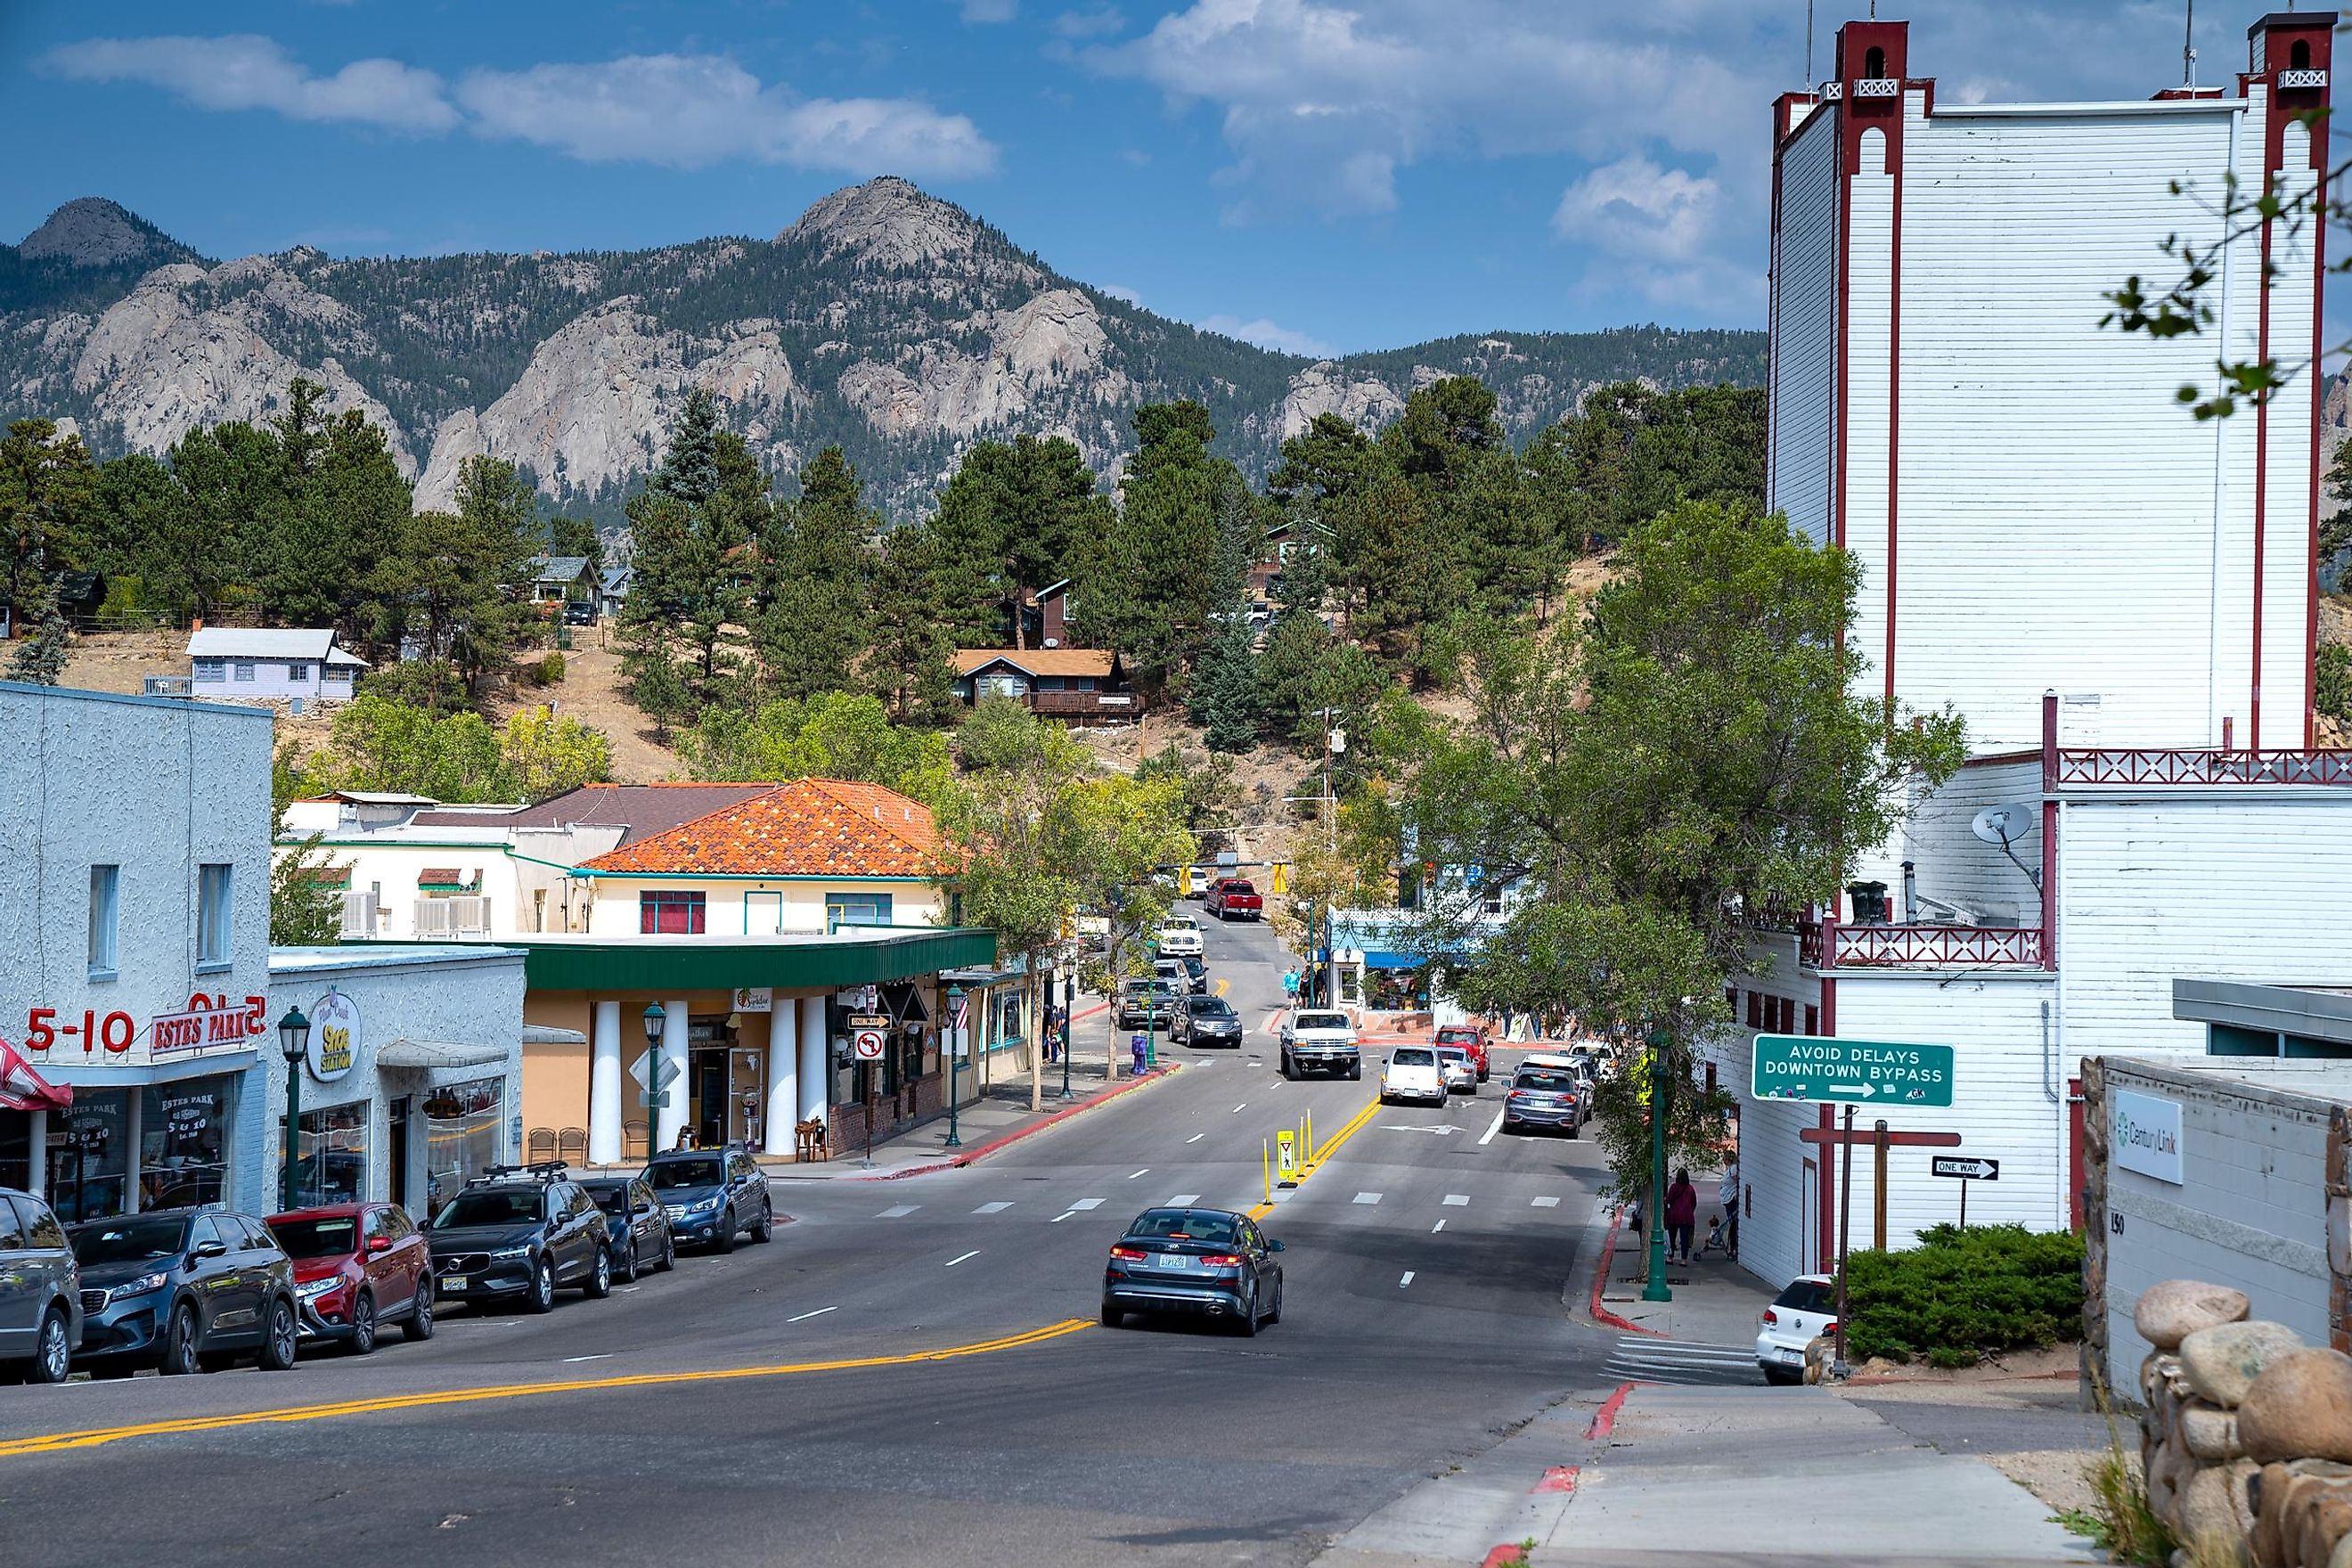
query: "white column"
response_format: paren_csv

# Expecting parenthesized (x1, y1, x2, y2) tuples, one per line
(797, 995, 828, 1127)
(25, 1108, 45, 1196)
(588, 1001, 622, 1164)
(656, 998, 690, 1152)
(765, 1003, 799, 1158)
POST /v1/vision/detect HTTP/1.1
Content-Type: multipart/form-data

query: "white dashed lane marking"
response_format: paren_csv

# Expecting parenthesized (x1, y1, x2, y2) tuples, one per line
(1353, 1192, 1383, 1205)
(974, 1202, 1012, 1214)
(1171, 1193, 1201, 1205)
(1232, 1103, 1248, 1113)
(1442, 1194, 1470, 1207)
(1186, 1133, 1205, 1144)
(945, 1251, 979, 1267)
(878, 1205, 919, 1218)
(1071, 1198, 1105, 1211)
(1050, 1211, 1077, 1223)
(1531, 1196, 1561, 1208)
(1399, 1271, 1415, 1288)
(787, 1306, 837, 1323)
(1127, 1168, 1150, 1179)
(1432, 1219, 1447, 1233)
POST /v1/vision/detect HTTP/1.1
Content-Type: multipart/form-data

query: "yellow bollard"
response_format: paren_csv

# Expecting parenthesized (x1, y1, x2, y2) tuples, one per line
(1263, 1139, 1271, 1203)
(1306, 1108, 1315, 1167)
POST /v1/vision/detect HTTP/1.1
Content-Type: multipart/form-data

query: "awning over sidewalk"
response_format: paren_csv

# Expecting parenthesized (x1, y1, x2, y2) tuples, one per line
(377, 1037, 510, 1070)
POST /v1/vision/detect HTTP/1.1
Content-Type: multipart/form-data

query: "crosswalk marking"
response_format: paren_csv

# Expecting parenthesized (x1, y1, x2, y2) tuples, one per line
(1442, 1194, 1470, 1206)
(1071, 1197, 1105, 1211)
(1399, 1271, 1414, 1287)
(1171, 1192, 1201, 1205)
(973, 1202, 1012, 1214)
(1605, 1335, 1763, 1387)
(1353, 1191, 1382, 1205)
(878, 1205, 919, 1218)
(1531, 1196, 1560, 1208)
(1432, 1219, 1446, 1233)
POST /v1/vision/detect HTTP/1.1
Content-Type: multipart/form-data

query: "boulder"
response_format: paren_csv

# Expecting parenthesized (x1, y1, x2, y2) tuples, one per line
(2258, 1461, 2294, 1568)
(2260, 1465, 2352, 1568)
(2242, 1351, 2352, 1465)
(2185, 1401, 2246, 1462)
(2299, 1490, 2352, 1568)
(2178, 1459, 2258, 1548)
(2139, 1281, 2253, 1351)
(2185, 1322, 2310, 1409)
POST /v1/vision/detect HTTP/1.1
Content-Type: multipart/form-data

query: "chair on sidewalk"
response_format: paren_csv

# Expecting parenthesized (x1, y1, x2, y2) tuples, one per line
(795, 1118, 828, 1162)
(623, 1120, 648, 1161)
(526, 1127, 557, 1163)
(557, 1127, 588, 1164)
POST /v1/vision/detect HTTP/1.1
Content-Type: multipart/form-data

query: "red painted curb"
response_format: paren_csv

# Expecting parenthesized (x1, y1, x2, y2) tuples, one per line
(856, 1064, 1180, 1180)
(1587, 1207, 1662, 1335)
(1535, 1466, 1580, 1495)
(1585, 1380, 1638, 1441)
(1479, 1546, 1527, 1568)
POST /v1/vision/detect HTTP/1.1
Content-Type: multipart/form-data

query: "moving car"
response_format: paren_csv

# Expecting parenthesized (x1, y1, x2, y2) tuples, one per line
(1379, 1045, 1447, 1107)
(1116, 976, 1183, 1030)
(1757, 1274, 1838, 1385)
(1100, 1206, 1284, 1334)
(69, 1208, 300, 1376)
(643, 1147, 772, 1253)
(1501, 1064, 1586, 1136)
(427, 1163, 611, 1312)
(1154, 916, 1205, 957)
(1433, 1043, 1479, 1096)
(582, 1175, 677, 1280)
(266, 1201, 435, 1354)
(1172, 994, 1244, 1049)
(1433, 1024, 1491, 1082)
(1205, 878, 1262, 920)
(0, 1187, 78, 1384)
(1278, 1009, 1360, 1080)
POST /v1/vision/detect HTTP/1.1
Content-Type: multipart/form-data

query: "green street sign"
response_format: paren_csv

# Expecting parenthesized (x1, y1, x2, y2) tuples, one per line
(1752, 1034, 1954, 1108)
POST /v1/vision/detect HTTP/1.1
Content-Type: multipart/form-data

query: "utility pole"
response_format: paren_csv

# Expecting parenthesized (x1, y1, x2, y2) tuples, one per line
(1643, 1021, 1672, 1303)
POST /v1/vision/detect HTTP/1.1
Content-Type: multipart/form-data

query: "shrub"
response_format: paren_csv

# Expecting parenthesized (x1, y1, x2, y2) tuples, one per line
(531, 652, 565, 687)
(2318, 642, 2352, 725)
(1842, 1222, 2084, 1367)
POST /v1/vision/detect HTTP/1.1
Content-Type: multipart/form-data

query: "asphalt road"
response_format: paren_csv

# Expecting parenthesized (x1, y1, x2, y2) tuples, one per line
(0, 914, 1621, 1567)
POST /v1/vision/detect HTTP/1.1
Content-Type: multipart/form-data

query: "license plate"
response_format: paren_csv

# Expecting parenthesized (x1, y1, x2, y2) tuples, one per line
(1776, 1347, 1804, 1362)
(1157, 1254, 1195, 1270)
(440, 1275, 467, 1292)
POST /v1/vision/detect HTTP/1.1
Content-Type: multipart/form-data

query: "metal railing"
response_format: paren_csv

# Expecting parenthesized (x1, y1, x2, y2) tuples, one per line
(1800, 919, 2046, 969)
(2051, 747, 2352, 788)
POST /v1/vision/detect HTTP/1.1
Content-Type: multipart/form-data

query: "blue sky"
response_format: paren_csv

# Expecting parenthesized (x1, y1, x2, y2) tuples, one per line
(0, 2, 2270, 356)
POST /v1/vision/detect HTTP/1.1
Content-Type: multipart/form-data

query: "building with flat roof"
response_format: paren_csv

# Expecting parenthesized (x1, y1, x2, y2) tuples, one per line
(187, 626, 366, 706)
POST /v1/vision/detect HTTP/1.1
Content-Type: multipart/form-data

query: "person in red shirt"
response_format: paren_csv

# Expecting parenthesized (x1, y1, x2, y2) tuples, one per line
(1664, 1168, 1699, 1264)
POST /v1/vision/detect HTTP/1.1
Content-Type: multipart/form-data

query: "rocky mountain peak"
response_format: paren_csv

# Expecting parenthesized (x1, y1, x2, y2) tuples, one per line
(778, 176, 990, 271)
(18, 198, 183, 267)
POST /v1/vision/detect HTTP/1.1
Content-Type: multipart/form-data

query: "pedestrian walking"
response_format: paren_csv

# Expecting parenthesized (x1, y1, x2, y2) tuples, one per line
(1282, 968, 1300, 1003)
(1665, 1167, 1699, 1264)
(1717, 1159, 1740, 1259)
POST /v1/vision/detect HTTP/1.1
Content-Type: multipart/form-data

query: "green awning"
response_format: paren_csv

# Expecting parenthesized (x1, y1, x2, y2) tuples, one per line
(515, 928, 997, 992)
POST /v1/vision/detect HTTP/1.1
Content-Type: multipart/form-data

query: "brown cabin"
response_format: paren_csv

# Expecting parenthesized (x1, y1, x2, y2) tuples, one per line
(951, 648, 1139, 722)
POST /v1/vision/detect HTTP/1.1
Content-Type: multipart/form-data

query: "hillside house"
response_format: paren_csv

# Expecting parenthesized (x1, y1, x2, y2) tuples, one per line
(187, 627, 365, 705)
(951, 649, 1138, 721)
(527, 555, 595, 607)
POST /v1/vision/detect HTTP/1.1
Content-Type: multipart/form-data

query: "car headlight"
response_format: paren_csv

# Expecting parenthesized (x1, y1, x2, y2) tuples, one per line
(489, 1245, 534, 1260)
(684, 1195, 723, 1215)
(106, 1272, 170, 1303)
(296, 1276, 346, 1301)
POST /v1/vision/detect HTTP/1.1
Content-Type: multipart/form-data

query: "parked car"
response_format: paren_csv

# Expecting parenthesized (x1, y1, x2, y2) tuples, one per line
(427, 1164, 611, 1312)
(0, 1187, 78, 1384)
(1433, 1024, 1491, 1082)
(1501, 1063, 1585, 1136)
(69, 1208, 299, 1376)
(1756, 1274, 1838, 1384)
(1433, 1043, 1479, 1096)
(582, 1176, 677, 1280)
(642, 1147, 772, 1253)
(266, 1201, 435, 1354)
(1379, 1045, 1447, 1107)
(1186, 865, 1217, 900)
(1278, 1009, 1360, 1080)
(562, 600, 596, 626)
(1205, 878, 1263, 921)
(1154, 916, 1205, 957)
(1172, 994, 1245, 1049)
(1116, 976, 1184, 1030)
(1100, 1205, 1284, 1334)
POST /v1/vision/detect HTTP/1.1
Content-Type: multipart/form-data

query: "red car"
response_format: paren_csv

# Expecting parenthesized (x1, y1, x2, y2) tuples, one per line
(1433, 1025, 1490, 1082)
(1205, 878, 1262, 921)
(265, 1201, 436, 1355)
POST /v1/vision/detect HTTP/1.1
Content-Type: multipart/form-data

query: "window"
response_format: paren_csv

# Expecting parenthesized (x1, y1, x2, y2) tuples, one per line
(1744, 992, 1760, 1028)
(292, 1099, 367, 1206)
(1036, 676, 1066, 691)
(233, 661, 257, 682)
(1075, 677, 1098, 691)
(1804, 1004, 1820, 1037)
(87, 864, 119, 979)
(826, 893, 893, 927)
(196, 863, 233, 969)
(192, 658, 225, 682)
(285, 662, 309, 682)
(145, 1076, 232, 1211)
(640, 890, 706, 934)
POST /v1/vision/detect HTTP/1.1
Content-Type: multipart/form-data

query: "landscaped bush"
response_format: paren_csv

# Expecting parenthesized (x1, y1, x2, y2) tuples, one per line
(1842, 1223, 2084, 1368)
(531, 651, 565, 686)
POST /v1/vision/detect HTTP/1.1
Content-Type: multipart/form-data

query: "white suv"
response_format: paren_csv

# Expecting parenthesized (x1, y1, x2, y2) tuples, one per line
(1755, 1273, 1837, 1384)
(1154, 916, 1205, 957)
(1379, 1045, 1446, 1107)
(1278, 1009, 1360, 1080)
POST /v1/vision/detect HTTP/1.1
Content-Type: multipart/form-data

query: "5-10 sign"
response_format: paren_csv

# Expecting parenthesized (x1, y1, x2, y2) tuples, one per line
(28, 1005, 138, 1055)
(25, 992, 267, 1057)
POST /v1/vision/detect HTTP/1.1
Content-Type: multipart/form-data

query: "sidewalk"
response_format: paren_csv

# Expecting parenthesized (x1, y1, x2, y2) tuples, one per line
(763, 1064, 1178, 1181)
(1587, 1199, 1775, 1343)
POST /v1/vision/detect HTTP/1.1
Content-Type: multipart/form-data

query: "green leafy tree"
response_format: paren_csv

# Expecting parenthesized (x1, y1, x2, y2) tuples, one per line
(1136, 742, 1241, 832)
(1405, 501, 1968, 1230)
(499, 705, 615, 800)
(543, 515, 604, 571)
(1531, 382, 1768, 557)
(1085, 402, 1230, 683)
(678, 691, 953, 802)
(620, 391, 755, 712)
(374, 454, 540, 696)
(247, 380, 412, 640)
(758, 446, 875, 700)
(1064, 772, 1196, 1078)
(270, 747, 346, 945)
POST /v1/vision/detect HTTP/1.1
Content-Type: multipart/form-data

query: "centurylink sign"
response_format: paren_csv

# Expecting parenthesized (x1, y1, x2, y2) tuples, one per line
(1752, 1034, 1956, 1108)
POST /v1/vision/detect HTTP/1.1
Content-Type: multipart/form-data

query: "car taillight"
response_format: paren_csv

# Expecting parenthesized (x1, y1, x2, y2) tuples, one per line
(1822, 1319, 1837, 1333)
(1109, 1245, 1148, 1261)
(1200, 1254, 1243, 1267)
(1760, 1308, 1778, 1326)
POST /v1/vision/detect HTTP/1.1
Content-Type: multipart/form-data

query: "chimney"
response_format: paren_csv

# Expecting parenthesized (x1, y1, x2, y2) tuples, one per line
(2249, 11, 2336, 84)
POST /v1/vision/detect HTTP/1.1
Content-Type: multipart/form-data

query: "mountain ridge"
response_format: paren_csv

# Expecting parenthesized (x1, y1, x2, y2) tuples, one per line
(2, 178, 1768, 519)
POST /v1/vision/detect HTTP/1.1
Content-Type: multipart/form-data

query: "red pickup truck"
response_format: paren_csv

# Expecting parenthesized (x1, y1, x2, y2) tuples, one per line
(1205, 878, 1262, 921)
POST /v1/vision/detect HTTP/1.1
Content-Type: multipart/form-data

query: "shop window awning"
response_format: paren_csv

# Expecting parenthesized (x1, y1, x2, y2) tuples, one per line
(377, 1037, 510, 1070)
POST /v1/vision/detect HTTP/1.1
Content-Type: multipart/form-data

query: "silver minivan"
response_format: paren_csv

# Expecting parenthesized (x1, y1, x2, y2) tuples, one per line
(0, 1187, 81, 1383)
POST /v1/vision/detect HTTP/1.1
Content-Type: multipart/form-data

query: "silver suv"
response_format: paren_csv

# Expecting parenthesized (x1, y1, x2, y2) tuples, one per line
(0, 1187, 80, 1384)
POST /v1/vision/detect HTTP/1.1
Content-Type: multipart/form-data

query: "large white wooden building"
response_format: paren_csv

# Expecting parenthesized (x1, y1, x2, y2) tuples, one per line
(1710, 11, 2352, 1290)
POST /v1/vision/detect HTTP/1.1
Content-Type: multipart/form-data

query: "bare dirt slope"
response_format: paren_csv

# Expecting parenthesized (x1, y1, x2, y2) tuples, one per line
(489, 631, 683, 782)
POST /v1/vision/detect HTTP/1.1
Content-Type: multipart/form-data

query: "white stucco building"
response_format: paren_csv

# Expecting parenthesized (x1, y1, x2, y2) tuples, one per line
(1710, 12, 2352, 1290)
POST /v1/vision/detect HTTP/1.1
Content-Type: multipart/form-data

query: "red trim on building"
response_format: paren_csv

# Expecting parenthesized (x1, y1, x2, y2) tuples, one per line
(1817, 976, 1838, 1272)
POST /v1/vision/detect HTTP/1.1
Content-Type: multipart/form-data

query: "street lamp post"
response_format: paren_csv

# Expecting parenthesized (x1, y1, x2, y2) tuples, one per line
(277, 1007, 311, 1211)
(943, 984, 964, 1148)
(1643, 1021, 1673, 1303)
(1059, 972, 1075, 1100)
(641, 1001, 666, 1154)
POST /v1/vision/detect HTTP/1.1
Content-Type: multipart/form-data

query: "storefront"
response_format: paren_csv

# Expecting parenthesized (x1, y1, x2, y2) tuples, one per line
(259, 945, 532, 1220)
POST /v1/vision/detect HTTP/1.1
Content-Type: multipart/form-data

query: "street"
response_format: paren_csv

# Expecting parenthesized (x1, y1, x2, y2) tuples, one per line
(0, 917, 1622, 1568)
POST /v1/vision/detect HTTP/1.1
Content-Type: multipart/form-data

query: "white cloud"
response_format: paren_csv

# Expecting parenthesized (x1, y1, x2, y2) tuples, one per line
(456, 55, 997, 176)
(43, 33, 457, 132)
(1201, 313, 1335, 358)
(1555, 154, 1718, 264)
(960, 0, 1018, 20)
(1052, 7, 1127, 38)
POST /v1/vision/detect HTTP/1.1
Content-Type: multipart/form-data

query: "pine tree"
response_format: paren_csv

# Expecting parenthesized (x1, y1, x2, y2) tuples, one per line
(866, 520, 959, 724)
(1089, 402, 1228, 684)
(758, 446, 875, 701)
(649, 388, 723, 506)
(1191, 617, 1260, 752)
(6, 569, 69, 685)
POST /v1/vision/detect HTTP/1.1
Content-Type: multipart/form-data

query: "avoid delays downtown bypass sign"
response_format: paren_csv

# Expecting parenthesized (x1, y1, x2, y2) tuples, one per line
(1752, 1034, 1956, 1108)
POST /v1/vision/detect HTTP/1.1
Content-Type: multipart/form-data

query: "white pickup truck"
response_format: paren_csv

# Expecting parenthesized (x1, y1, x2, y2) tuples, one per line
(1278, 1009, 1360, 1080)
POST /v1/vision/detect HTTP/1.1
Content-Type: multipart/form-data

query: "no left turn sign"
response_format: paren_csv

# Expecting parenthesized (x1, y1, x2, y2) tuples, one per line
(852, 1027, 887, 1060)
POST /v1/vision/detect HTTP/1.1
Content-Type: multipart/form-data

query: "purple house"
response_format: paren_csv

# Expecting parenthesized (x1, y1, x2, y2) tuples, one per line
(187, 627, 367, 705)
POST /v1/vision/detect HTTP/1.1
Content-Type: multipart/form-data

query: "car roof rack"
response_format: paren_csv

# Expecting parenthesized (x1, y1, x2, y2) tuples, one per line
(466, 1159, 568, 1186)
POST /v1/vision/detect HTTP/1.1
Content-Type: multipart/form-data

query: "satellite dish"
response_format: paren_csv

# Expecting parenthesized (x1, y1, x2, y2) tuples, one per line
(1971, 805, 2032, 845)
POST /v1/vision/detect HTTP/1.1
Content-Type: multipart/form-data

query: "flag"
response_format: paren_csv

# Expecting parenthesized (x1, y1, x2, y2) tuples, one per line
(0, 1037, 69, 1112)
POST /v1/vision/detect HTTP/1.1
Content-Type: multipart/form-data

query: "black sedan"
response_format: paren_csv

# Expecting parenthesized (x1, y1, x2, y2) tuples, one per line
(1172, 995, 1244, 1049)
(68, 1209, 300, 1376)
(1101, 1206, 1283, 1335)
(581, 1176, 678, 1280)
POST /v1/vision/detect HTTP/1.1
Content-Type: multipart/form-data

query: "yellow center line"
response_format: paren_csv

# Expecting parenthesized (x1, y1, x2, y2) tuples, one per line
(1249, 1093, 1380, 1220)
(0, 1319, 1094, 1460)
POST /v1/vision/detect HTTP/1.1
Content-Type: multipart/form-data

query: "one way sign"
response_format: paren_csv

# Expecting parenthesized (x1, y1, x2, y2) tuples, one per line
(1931, 1156, 1999, 1181)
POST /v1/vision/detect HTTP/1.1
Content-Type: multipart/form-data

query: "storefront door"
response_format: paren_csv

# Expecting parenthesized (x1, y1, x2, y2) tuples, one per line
(388, 1098, 411, 1213)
